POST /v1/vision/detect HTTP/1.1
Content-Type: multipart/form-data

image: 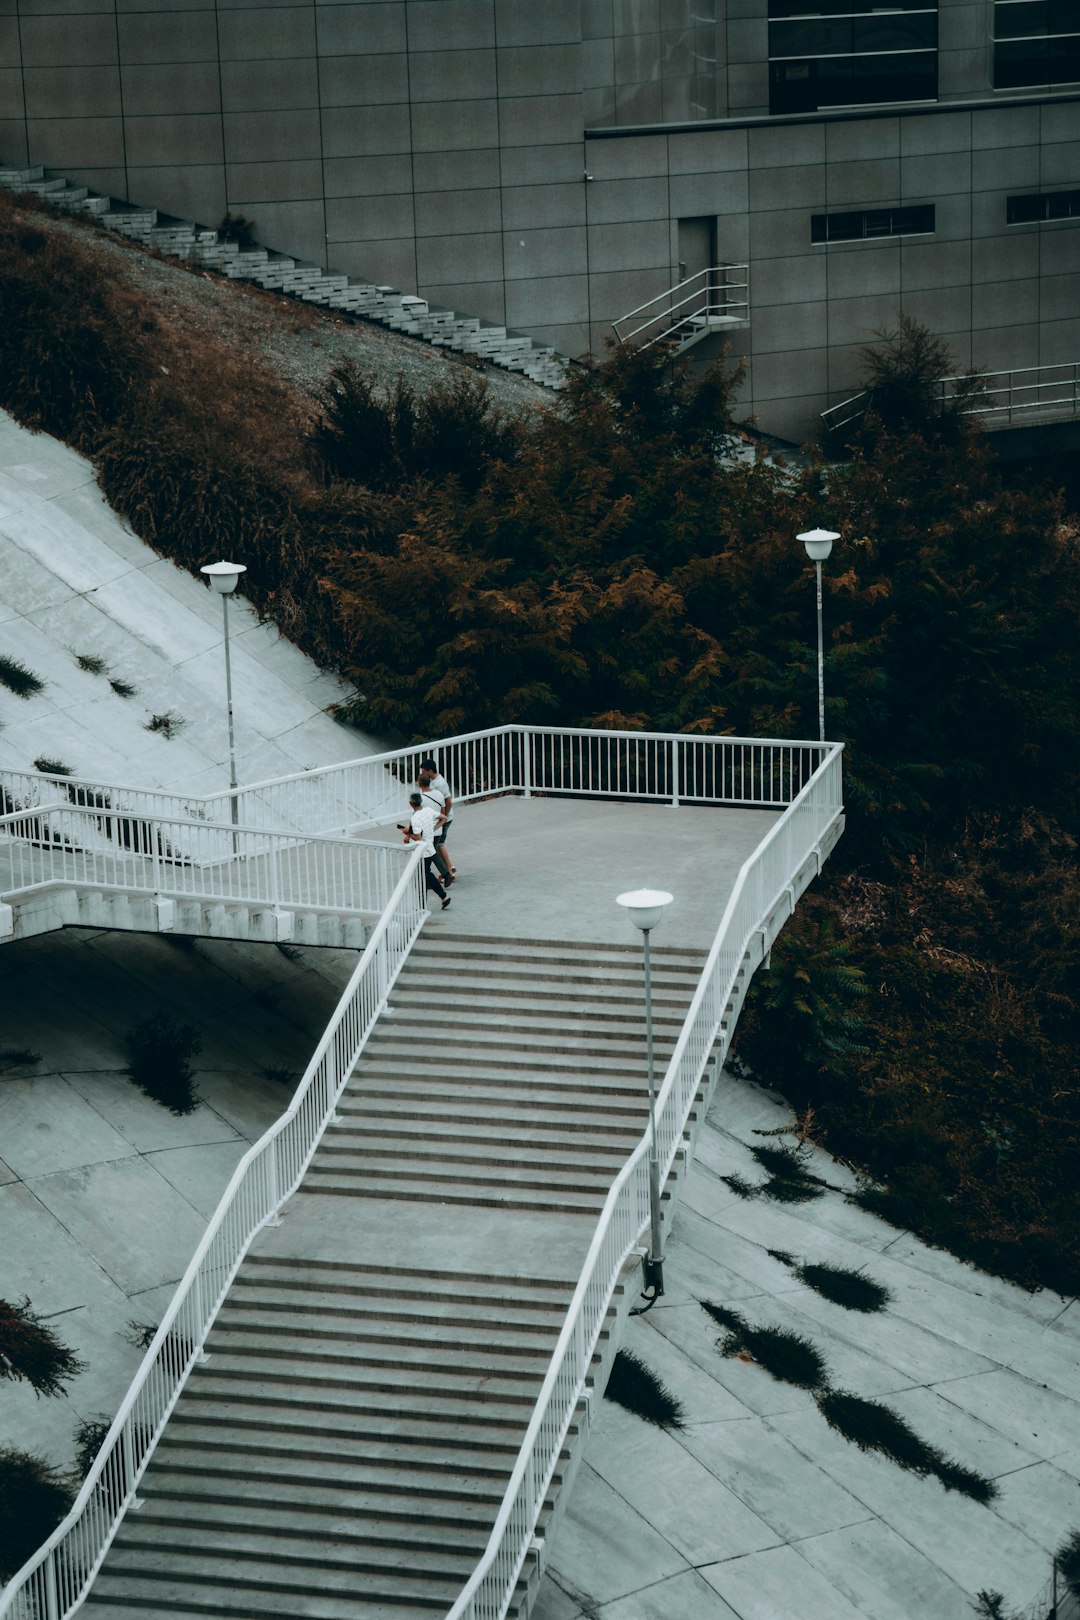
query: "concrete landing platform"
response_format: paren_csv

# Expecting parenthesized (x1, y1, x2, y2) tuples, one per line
(375, 795, 778, 949)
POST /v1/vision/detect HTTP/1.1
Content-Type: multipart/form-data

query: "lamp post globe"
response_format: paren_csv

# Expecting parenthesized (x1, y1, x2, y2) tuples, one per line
(616, 887, 674, 1301)
(796, 529, 839, 744)
(200, 561, 247, 827)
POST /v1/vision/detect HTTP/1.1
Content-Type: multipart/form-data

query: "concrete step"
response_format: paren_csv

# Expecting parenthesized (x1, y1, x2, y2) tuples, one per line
(195, 1355, 554, 1406)
(328, 1117, 638, 1153)
(182, 1375, 552, 1429)
(169, 1397, 564, 1452)
(108, 1522, 483, 1581)
(386, 986, 687, 1024)
(338, 1105, 647, 1142)
(240, 1257, 576, 1303)
(140, 1469, 509, 1524)
(148, 1443, 519, 1502)
(112, 1496, 494, 1552)
(316, 1137, 631, 1174)
(209, 1307, 564, 1357)
(353, 1067, 665, 1103)
(359, 1037, 670, 1077)
(85, 1567, 458, 1618)
(156, 1421, 521, 1477)
(200, 1330, 553, 1377)
(301, 1173, 605, 1212)
(226, 1280, 577, 1327)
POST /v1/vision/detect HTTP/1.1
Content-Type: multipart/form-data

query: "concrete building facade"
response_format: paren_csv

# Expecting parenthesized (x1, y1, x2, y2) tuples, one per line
(2, 0, 1077, 439)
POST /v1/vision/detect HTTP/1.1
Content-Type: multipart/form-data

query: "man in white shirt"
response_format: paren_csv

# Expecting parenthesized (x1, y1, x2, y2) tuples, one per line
(402, 791, 450, 909)
(419, 757, 455, 881)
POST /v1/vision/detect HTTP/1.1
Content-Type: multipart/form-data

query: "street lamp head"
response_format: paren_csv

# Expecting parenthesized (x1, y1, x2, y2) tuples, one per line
(797, 528, 839, 563)
(616, 888, 674, 934)
(200, 560, 247, 596)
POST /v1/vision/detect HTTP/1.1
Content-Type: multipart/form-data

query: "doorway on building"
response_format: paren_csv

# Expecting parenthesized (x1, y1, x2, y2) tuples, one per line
(678, 216, 717, 284)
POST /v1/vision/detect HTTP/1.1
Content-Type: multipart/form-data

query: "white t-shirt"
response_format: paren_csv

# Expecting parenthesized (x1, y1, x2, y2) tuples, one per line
(420, 784, 447, 825)
(426, 773, 453, 822)
(409, 805, 438, 858)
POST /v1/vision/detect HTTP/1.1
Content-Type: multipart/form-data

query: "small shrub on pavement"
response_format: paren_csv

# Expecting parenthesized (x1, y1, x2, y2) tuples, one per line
(816, 1389, 996, 1502)
(0, 1448, 74, 1581)
(0, 655, 44, 697)
(125, 1012, 201, 1114)
(0, 1297, 85, 1396)
(700, 1301, 828, 1391)
(604, 1349, 685, 1429)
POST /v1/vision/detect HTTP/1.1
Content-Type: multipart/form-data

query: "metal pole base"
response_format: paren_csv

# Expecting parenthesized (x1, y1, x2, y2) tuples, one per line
(643, 1255, 665, 1298)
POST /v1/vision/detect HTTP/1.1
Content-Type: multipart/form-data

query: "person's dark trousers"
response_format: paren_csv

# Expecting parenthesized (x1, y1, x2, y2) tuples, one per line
(423, 857, 446, 900)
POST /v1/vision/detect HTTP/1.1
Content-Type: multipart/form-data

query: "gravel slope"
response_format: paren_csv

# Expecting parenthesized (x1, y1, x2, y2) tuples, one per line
(37, 202, 558, 425)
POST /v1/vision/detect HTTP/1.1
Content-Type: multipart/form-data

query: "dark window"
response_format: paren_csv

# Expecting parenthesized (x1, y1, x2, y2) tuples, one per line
(1007, 189, 1080, 223)
(811, 204, 936, 242)
(769, 0, 937, 111)
(993, 0, 1080, 86)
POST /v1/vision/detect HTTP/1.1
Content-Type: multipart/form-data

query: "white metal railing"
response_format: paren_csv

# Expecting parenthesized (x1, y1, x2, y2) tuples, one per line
(233, 726, 825, 837)
(0, 841, 427, 1620)
(943, 360, 1080, 425)
(0, 804, 409, 921)
(0, 729, 822, 855)
(446, 740, 844, 1620)
(611, 265, 750, 353)
(821, 358, 1080, 434)
(0, 723, 839, 1620)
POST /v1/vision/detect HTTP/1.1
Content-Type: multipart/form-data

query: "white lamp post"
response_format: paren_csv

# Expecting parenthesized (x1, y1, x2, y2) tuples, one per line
(616, 887, 674, 1300)
(796, 529, 839, 744)
(200, 561, 247, 828)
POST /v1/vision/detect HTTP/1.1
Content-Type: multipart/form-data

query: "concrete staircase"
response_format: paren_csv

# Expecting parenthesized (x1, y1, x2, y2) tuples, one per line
(0, 164, 569, 391)
(310, 931, 709, 1213)
(81, 933, 708, 1619)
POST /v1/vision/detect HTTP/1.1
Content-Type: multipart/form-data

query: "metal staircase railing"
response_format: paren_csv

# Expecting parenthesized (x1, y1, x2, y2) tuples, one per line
(612, 265, 750, 354)
(0, 723, 840, 1620)
(821, 359, 1080, 435)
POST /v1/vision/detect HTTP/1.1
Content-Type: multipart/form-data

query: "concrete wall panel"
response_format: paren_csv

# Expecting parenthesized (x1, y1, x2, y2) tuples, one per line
(327, 190, 415, 242)
(413, 187, 502, 236)
(23, 65, 121, 119)
(407, 0, 494, 51)
(20, 14, 118, 64)
(116, 11, 217, 63)
(324, 153, 413, 197)
(127, 112, 224, 166)
(502, 183, 585, 231)
(123, 62, 222, 115)
(317, 53, 409, 105)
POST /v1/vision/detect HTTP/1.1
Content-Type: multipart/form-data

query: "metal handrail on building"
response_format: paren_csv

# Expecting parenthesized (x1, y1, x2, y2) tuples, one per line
(821, 358, 1080, 434)
(612, 265, 751, 352)
(0, 724, 838, 1620)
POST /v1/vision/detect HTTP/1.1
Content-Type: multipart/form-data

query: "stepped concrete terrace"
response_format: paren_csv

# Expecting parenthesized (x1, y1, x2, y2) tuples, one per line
(71, 795, 782, 1620)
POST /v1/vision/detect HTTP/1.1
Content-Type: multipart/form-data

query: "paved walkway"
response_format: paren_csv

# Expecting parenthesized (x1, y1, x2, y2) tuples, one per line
(532, 1075, 1080, 1620)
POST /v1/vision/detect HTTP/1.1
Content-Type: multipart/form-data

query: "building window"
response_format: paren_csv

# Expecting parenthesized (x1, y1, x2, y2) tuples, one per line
(1007, 189, 1080, 223)
(769, 0, 937, 115)
(811, 204, 935, 242)
(993, 1, 1080, 87)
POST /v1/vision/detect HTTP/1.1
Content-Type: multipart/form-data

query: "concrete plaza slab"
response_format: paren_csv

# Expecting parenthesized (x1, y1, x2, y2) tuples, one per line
(532, 1068, 1080, 1620)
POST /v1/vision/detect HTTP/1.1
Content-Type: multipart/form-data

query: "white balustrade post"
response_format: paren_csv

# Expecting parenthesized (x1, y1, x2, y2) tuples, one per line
(521, 729, 532, 798)
(671, 738, 680, 807)
(120, 1419, 143, 1507)
(264, 1136, 284, 1226)
(44, 1551, 59, 1620)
